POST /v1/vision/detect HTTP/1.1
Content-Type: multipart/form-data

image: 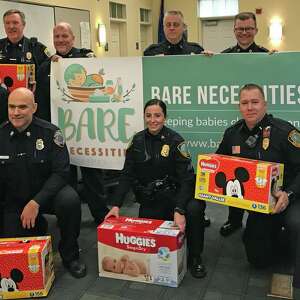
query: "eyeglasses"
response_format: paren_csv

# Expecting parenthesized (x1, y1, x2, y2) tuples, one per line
(164, 22, 182, 28)
(234, 27, 256, 33)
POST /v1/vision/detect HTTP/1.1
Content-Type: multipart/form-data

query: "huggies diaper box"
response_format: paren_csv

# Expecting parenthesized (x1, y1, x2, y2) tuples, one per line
(0, 64, 35, 93)
(195, 154, 284, 214)
(0, 236, 54, 299)
(97, 217, 186, 287)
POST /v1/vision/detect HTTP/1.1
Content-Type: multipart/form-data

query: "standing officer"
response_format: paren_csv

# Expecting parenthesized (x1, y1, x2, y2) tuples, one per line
(144, 10, 204, 56)
(220, 12, 269, 237)
(0, 87, 86, 278)
(105, 99, 207, 279)
(223, 12, 268, 53)
(0, 9, 50, 70)
(35, 22, 109, 225)
(144, 10, 210, 226)
(216, 84, 300, 293)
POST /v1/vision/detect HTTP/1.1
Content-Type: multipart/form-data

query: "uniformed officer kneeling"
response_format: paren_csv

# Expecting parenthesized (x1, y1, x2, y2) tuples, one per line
(0, 87, 86, 278)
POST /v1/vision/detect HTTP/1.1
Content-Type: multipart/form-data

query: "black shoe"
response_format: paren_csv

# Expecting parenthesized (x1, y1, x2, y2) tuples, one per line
(190, 257, 207, 279)
(204, 215, 211, 227)
(63, 259, 87, 278)
(219, 221, 242, 237)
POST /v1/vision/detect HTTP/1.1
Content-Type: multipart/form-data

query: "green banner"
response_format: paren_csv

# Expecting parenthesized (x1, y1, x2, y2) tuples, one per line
(143, 52, 300, 167)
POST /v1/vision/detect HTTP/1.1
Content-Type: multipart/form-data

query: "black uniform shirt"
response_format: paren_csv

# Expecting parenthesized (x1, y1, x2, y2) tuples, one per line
(0, 36, 50, 70)
(144, 38, 204, 56)
(112, 126, 195, 210)
(35, 47, 94, 121)
(222, 42, 268, 53)
(0, 117, 70, 211)
(216, 114, 300, 196)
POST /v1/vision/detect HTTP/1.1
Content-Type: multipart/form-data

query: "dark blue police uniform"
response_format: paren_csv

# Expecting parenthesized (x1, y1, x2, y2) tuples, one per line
(217, 114, 300, 286)
(0, 117, 81, 265)
(112, 126, 206, 277)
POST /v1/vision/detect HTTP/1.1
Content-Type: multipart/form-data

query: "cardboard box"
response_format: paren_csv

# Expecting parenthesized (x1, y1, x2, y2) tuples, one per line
(0, 236, 54, 299)
(98, 217, 186, 287)
(195, 154, 284, 214)
(0, 64, 35, 93)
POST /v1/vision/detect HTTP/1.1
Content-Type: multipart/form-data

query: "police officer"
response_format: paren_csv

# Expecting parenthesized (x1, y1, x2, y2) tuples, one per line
(220, 12, 269, 237)
(0, 87, 86, 278)
(216, 83, 300, 291)
(0, 9, 50, 70)
(0, 86, 8, 123)
(144, 10, 204, 56)
(35, 22, 94, 121)
(222, 12, 268, 54)
(35, 22, 109, 225)
(144, 9, 210, 227)
(105, 99, 207, 279)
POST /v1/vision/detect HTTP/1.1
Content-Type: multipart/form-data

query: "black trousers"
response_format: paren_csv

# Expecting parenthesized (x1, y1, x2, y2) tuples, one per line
(243, 199, 300, 287)
(227, 206, 244, 225)
(1, 185, 81, 264)
(70, 166, 109, 224)
(139, 197, 205, 259)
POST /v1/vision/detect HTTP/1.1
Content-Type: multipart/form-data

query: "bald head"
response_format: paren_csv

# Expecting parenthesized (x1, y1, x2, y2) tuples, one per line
(8, 88, 37, 131)
(53, 22, 75, 55)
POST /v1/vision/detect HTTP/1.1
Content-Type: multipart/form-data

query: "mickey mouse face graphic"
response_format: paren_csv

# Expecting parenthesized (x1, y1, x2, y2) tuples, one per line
(215, 167, 250, 198)
(0, 268, 24, 292)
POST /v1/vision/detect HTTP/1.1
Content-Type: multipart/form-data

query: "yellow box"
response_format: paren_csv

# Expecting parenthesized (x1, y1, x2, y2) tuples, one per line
(0, 236, 54, 299)
(195, 154, 284, 214)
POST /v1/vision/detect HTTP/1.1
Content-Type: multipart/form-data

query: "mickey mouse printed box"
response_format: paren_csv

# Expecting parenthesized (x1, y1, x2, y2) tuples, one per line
(98, 217, 186, 287)
(0, 64, 35, 93)
(0, 236, 54, 299)
(195, 154, 284, 214)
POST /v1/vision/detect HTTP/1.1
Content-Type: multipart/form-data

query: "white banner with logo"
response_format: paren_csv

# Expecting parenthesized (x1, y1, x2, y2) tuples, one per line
(51, 57, 144, 170)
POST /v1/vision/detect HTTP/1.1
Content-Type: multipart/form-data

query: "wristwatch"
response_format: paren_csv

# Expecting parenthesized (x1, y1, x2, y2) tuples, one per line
(174, 207, 185, 215)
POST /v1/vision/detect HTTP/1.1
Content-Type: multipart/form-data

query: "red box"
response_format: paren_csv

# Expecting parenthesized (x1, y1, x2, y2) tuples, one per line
(0, 64, 35, 93)
(98, 217, 186, 287)
(0, 236, 54, 299)
(195, 154, 284, 213)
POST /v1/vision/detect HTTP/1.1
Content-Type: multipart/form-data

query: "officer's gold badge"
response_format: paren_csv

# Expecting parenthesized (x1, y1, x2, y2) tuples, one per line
(262, 126, 271, 150)
(36, 139, 44, 150)
(26, 52, 32, 60)
(161, 145, 170, 157)
(177, 142, 191, 158)
(288, 130, 300, 148)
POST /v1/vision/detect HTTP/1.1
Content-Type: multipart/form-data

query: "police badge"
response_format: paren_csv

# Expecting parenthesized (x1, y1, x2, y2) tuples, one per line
(36, 139, 44, 150)
(161, 144, 170, 157)
(26, 52, 32, 60)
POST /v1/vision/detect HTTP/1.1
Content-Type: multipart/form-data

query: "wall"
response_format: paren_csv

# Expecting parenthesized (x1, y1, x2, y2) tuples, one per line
(5, 0, 300, 56)
(151, 0, 300, 52)
(18, 0, 152, 57)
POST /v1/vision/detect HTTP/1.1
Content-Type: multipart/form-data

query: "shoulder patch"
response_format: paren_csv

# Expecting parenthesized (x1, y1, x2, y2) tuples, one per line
(126, 136, 134, 150)
(177, 141, 191, 158)
(288, 129, 300, 148)
(44, 47, 51, 57)
(53, 130, 65, 147)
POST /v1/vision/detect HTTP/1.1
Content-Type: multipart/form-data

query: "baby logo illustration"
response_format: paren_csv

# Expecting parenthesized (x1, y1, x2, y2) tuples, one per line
(57, 63, 136, 103)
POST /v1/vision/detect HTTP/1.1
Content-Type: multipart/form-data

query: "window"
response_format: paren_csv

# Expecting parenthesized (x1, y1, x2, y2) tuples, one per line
(109, 2, 126, 20)
(198, 0, 238, 18)
(140, 8, 151, 24)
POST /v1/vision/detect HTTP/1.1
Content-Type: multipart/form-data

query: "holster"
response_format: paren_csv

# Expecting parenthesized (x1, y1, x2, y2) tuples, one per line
(134, 177, 177, 206)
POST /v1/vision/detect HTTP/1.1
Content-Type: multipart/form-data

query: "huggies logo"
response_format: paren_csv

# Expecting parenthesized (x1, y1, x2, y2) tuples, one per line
(115, 233, 156, 247)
